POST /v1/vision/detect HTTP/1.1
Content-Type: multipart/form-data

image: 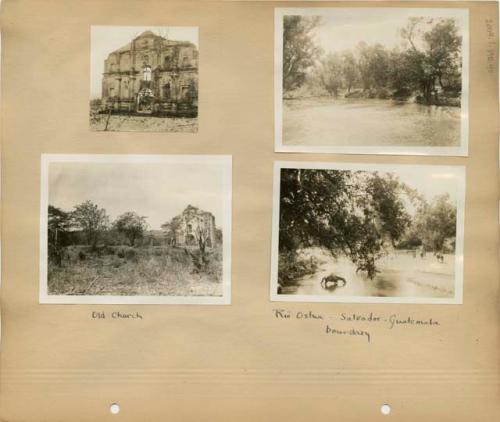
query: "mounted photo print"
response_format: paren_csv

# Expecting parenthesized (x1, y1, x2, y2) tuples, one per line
(40, 154, 232, 304)
(275, 8, 469, 155)
(271, 162, 465, 304)
(90, 26, 199, 132)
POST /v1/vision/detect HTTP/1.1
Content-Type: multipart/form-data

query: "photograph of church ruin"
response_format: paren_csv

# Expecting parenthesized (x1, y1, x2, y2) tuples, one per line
(40, 155, 232, 305)
(90, 26, 199, 132)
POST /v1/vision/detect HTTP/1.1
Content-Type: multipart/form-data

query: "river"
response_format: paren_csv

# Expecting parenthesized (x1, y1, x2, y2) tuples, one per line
(283, 98, 461, 147)
(281, 249, 455, 299)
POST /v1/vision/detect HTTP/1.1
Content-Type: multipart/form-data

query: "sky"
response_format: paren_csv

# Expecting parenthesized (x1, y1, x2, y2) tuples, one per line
(49, 161, 225, 230)
(392, 167, 460, 203)
(301, 8, 464, 55)
(90, 26, 199, 99)
(379, 167, 462, 217)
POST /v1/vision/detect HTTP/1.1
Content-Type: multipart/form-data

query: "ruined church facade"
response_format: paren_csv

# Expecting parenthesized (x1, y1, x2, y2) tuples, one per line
(101, 30, 198, 117)
(164, 205, 217, 249)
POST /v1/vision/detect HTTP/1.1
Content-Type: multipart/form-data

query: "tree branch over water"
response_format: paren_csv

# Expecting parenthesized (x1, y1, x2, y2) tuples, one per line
(278, 169, 457, 287)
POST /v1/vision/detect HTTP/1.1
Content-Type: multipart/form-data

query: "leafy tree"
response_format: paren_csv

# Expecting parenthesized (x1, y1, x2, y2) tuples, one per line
(397, 193, 457, 253)
(355, 43, 390, 91)
(48, 205, 73, 239)
(423, 19, 462, 92)
(279, 169, 411, 282)
(113, 212, 149, 246)
(400, 17, 462, 102)
(161, 215, 182, 246)
(48, 205, 73, 266)
(72, 200, 110, 249)
(341, 51, 359, 94)
(356, 41, 373, 91)
(317, 52, 344, 96)
(283, 15, 321, 93)
(417, 194, 457, 252)
(389, 48, 421, 94)
(369, 44, 391, 89)
(364, 174, 411, 244)
(400, 17, 425, 51)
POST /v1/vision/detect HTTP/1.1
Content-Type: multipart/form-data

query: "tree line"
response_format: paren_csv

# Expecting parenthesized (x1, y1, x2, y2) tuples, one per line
(48, 201, 218, 269)
(283, 16, 462, 105)
(278, 169, 457, 286)
(48, 201, 148, 264)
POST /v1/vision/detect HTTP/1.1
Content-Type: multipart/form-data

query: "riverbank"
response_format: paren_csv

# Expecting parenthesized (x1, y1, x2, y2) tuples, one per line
(285, 87, 461, 107)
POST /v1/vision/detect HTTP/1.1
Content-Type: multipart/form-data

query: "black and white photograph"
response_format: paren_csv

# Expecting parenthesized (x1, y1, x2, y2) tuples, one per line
(275, 8, 469, 155)
(271, 162, 465, 304)
(90, 26, 199, 132)
(40, 155, 231, 304)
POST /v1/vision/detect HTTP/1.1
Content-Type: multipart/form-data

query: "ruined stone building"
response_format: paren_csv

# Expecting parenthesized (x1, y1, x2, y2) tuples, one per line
(101, 30, 198, 116)
(163, 205, 217, 248)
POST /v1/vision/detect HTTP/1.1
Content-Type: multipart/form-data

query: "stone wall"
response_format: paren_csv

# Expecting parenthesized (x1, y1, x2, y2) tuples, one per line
(173, 206, 216, 248)
(101, 31, 199, 111)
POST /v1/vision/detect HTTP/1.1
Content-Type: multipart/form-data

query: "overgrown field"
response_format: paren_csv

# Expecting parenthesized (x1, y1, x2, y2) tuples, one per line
(48, 245, 222, 296)
(89, 109, 198, 132)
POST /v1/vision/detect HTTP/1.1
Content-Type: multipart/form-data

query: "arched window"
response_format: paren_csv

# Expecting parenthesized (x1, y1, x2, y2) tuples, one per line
(143, 66, 151, 81)
(182, 56, 189, 67)
(164, 56, 172, 68)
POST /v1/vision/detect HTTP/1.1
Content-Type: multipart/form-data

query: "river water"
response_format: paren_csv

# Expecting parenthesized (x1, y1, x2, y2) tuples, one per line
(281, 249, 455, 299)
(283, 98, 461, 147)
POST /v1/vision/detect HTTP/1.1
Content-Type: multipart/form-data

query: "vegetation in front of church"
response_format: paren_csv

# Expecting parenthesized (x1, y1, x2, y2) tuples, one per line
(47, 201, 222, 296)
(89, 105, 198, 132)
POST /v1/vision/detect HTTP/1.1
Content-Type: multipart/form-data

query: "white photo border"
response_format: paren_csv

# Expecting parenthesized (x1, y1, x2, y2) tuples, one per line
(274, 7, 469, 157)
(270, 161, 466, 304)
(40, 154, 232, 305)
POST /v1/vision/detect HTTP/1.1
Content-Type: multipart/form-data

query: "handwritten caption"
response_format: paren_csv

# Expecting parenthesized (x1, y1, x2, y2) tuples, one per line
(272, 309, 440, 343)
(91, 311, 144, 320)
(485, 18, 497, 74)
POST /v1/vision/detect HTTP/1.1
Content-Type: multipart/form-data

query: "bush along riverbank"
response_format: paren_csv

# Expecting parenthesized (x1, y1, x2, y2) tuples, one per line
(285, 86, 461, 107)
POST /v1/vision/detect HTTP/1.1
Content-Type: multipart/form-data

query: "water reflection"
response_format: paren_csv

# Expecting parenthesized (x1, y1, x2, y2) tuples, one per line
(283, 98, 461, 147)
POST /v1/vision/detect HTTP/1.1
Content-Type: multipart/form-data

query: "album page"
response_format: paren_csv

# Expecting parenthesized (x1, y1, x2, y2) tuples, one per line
(0, 1, 498, 421)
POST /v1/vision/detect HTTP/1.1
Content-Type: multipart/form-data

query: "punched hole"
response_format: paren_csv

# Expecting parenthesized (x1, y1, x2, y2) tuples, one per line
(110, 403, 120, 415)
(381, 404, 391, 415)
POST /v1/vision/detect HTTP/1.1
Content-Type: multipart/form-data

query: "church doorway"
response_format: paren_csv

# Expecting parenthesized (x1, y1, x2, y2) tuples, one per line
(136, 88, 154, 114)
